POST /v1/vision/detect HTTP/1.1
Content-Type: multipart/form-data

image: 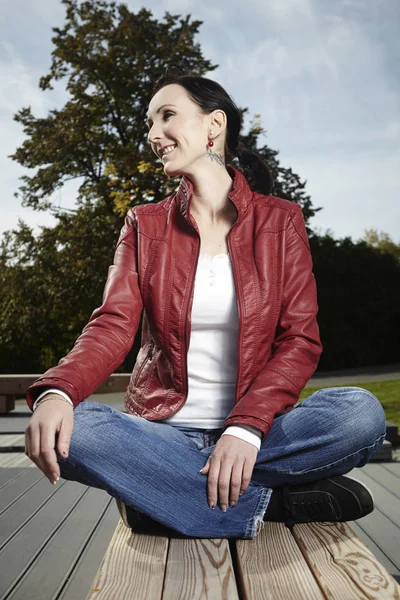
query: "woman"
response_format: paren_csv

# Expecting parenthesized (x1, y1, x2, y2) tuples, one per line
(25, 72, 386, 539)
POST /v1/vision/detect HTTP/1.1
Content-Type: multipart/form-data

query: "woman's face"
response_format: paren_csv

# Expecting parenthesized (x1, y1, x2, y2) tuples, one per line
(146, 84, 224, 178)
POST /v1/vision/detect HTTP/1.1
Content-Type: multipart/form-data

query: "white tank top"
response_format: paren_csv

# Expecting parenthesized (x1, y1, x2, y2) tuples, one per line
(159, 253, 239, 428)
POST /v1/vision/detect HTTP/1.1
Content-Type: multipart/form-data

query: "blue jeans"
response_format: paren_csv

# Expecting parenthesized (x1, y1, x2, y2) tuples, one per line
(56, 387, 386, 539)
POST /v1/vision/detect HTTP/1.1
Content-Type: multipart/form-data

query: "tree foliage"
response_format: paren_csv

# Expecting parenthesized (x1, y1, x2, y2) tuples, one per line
(362, 228, 400, 263)
(0, 207, 122, 373)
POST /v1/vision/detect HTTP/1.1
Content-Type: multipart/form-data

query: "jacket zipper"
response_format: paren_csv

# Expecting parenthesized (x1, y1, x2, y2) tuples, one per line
(184, 238, 200, 397)
(227, 201, 241, 405)
(148, 338, 154, 361)
(133, 338, 154, 386)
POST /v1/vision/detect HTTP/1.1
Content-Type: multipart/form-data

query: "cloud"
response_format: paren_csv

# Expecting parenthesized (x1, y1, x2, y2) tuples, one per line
(0, 41, 49, 114)
(287, 149, 400, 242)
(0, 36, 72, 239)
(267, 0, 314, 20)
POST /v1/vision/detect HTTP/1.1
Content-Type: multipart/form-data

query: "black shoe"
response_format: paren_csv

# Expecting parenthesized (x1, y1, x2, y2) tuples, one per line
(264, 475, 374, 528)
(116, 497, 163, 531)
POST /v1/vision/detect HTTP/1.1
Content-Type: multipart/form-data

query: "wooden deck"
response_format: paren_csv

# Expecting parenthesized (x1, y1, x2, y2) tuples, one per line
(1, 402, 400, 599)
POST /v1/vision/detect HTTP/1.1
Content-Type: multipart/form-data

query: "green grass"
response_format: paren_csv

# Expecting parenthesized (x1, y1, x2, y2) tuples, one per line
(300, 379, 400, 428)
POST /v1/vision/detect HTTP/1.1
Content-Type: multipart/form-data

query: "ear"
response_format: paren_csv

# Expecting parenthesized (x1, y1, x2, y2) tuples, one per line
(209, 109, 227, 137)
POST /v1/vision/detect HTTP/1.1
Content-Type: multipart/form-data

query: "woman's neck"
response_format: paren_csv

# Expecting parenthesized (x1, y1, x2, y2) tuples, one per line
(188, 167, 234, 224)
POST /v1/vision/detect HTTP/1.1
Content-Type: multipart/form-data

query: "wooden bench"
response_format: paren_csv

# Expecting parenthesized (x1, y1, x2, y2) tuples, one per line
(86, 519, 400, 599)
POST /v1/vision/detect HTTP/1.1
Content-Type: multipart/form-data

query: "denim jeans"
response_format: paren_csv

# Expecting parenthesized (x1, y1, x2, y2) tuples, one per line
(56, 387, 386, 539)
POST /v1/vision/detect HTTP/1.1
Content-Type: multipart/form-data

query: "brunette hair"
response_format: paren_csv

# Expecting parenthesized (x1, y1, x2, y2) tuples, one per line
(150, 68, 273, 195)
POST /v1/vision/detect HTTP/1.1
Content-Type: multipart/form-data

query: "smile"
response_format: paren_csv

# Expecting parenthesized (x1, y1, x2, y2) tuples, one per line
(161, 145, 177, 159)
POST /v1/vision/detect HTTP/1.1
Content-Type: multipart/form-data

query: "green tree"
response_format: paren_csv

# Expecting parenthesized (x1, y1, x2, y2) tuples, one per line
(1, 0, 320, 373)
(0, 207, 121, 373)
(362, 229, 400, 263)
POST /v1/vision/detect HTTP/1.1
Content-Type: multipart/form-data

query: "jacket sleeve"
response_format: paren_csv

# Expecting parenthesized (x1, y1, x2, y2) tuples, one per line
(26, 209, 143, 411)
(223, 204, 322, 442)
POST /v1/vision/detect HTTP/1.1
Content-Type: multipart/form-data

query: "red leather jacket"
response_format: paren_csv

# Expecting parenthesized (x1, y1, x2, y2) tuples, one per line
(27, 166, 322, 441)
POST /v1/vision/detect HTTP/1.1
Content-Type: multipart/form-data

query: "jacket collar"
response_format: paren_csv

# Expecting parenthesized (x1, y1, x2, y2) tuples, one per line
(176, 165, 252, 224)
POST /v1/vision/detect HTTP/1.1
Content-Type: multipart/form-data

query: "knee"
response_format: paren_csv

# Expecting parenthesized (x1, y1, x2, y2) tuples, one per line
(340, 387, 386, 446)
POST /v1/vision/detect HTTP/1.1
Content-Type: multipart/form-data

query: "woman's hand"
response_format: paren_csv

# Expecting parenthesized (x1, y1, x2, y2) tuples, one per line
(200, 435, 258, 511)
(25, 398, 74, 484)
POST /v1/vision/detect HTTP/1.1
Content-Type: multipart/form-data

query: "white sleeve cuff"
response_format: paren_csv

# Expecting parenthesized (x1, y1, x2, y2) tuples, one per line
(221, 425, 262, 451)
(33, 389, 73, 411)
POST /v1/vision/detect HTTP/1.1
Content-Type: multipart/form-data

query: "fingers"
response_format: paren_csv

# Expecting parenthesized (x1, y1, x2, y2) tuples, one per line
(57, 417, 73, 459)
(31, 422, 60, 483)
(206, 454, 220, 510)
(206, 455, 245, 511)
(216, 459, 245, 511)
(217, 459, 234, 512)
(26, 427, 57, 484)
(25, 402, 74, 485)
(42, 422, 62, 480)
(202, 438, 258, 510)
(229, 461, 244, 507)
(240, 460, 253, 498)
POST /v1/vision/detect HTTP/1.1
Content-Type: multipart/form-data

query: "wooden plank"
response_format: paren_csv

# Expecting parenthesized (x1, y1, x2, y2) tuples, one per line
(362, 463, 400, 499)
(0, 434, 25, 448)
(0, 467, 23, 486)
(292, 521, 400, 599)
(0, 467, 121, 600)
(382, 462, 400, 479)
(0, 477, 78, 546)
(349, 470, 400, 527)
(0, 374, 131, 395)
(54, 502, 120, 600)
(0, 454, 32, 468)
(0, 376, 39, 394)
(85, 520, 169, 600)
(235, 522, 324, 600)
(0, 480, 87, 597)
(0, 466, 32, 487)
(0, 417, 30, 434)
(352, 508, 400, 571)
(2, 485, 112, 600)
(162, 537, 238, 599)
(0, 468, 43, 516)
(348, 521, 400, 580)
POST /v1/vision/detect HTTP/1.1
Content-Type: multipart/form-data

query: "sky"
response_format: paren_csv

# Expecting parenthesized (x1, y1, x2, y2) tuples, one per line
(0, 0, 399, 243)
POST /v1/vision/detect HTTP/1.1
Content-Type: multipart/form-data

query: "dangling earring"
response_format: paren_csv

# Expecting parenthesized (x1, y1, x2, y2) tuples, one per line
(206, 132, 224, 166)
